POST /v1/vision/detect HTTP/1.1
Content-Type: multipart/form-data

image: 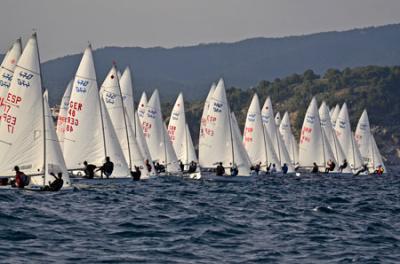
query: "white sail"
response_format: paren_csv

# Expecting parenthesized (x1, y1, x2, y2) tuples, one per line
(63, 46, 129, 177)
(0, 38, 22, 119)
(119, 66, 154, 174)
(142, 90, 180, 173)
(229, 112, 252, 176)
(299, 98, 336, 168)
(243, 94, 280, 170)
(182, 124, 197, 165)
(0, 34, 45, 177)
(100, 65, 148, 177)
(44, 92, 71, 187)
(279, 112, 299, 166)
(135, 111, 154, 168)
(119, 66, 135, 122)
(261, 97, 294, 172)
(199, 79, 228, 168)
(334, 103, 363, 170)
(355, 110, 386, 172)
(56, 80, 73, 151)
(137, 91, 147, 123)
(198, 82, 216, 167)
(168, 93, 186, 161)
(319, 101, 348, 171)
(275, 112, 281, 126)
(330, 104, 340, 127)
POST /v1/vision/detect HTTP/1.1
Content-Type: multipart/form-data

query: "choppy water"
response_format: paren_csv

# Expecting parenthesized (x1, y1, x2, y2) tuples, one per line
(1, 172, 400, 263)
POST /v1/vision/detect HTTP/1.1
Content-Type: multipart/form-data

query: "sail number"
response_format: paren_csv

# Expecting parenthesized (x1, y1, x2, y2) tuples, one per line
(300, 126, 312, 144)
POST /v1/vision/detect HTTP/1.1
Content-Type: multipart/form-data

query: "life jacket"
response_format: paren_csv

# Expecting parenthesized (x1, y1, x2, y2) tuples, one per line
(15, 172, 27, 188)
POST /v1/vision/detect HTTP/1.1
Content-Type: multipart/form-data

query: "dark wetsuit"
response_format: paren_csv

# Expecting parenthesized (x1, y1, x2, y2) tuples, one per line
(84, 164, 96, 179)
(49, 178, 64, 191)
(216, 165, 225, 176)
(99, 161, 114, 178)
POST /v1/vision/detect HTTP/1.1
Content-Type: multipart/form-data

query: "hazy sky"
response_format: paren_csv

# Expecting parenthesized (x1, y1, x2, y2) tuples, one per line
(1, 0, 400, 60)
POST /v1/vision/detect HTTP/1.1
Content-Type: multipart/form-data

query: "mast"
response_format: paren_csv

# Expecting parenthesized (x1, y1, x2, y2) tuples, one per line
(115, 65, 132, 171)
(98, 93, 108, 166)
(261, 123, 269, 169)
(185, 125, 189, 165)
(275, 130, 282, 166)
(227, 107, 235, 167)
(34, 32, 47, 187)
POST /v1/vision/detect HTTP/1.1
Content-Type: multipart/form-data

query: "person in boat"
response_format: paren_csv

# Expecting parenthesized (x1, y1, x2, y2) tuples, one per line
(83, 161, 96, 179)
(131, 166, 141, 181)
(270, 164, 277, 174)
(216, 162, 225, 176)
(179, 160, 184, 172)
(294, 163, 300, 171)
(13, 166, 29, 189)
(42, 172, 64, 191)
(155, 162, 165, 173)
(255, 162, 261, 175)
(188, 161, 197, 173)
(145, 159, 152, 173)
(230, 163, 238, 177)
(325, 159, 336, 173)
(266, 163, 272, 174)
(339, 159, 348, 172)
(374, 165, 384, 175)
(311, 162, 319, 173)
(354, 164, 368, 176)
(282, 163, 288, 174)
(96, 156, 114, 178)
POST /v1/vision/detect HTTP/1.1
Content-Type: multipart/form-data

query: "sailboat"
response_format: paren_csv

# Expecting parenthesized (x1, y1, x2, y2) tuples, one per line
(243, 94, 281, 173)
(334, 103, 363, 172)
(100, 65, 150, 179)
(119, 67, 155, 176)
(299, 97, 336, 172)
(319, 101, 349, 173)
(261, 97, 294, 173)
(355, 110, 386, 173)
(199, 78, 254, 181)
(168, 93, 200, 178)
(0, 34, 71, 190)
(0, 38, 22, 118)
(198, 82, 216, 168)
(63, 45, 130, 179)
(142, 90, 180, 174)
(56, 80, 73, 151)
(279, 112, 299, 167)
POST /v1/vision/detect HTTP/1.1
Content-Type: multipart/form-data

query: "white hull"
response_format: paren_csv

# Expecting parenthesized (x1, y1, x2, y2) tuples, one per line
(198, 171, 256, 182)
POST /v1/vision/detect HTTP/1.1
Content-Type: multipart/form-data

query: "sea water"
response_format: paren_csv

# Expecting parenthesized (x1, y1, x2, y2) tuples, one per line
(0, 172, 399, 263)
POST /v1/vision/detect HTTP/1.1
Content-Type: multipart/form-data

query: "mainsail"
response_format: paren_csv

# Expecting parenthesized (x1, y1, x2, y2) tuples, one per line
(299, 98, 335, 168)
(63, 46, 129, 177)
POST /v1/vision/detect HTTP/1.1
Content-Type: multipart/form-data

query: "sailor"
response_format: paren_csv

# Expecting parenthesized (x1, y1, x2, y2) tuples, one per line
(270, 164, 277, 174)
(179, 160, 184, 172)
(13, 166, 29, 189)
(131, 166, 141, 181)
(282, 163, 288, 174)
(155, 162, 165, 173)
(311, 162, 319, 173)
(374, 165, 384, 175)
(188, 161, 197, 173)
(145, 159, 152, 173)
(230, 163, 238, 176)
(354, 164, 368, 176)
(216, 162, 225, 176)
(255, 162, 261, 175)
(266, 163, 272, 174)
(43, 172, 64, 191)
(325, 159, 336, 173)
(339, 159, 348, 172)
(97, 156, 114, 178)
(83, 161, 96, 179)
